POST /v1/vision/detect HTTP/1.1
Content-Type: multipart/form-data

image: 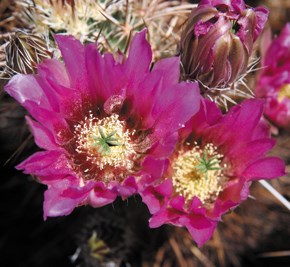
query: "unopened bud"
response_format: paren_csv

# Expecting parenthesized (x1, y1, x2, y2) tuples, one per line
(180, 0, 268, 97)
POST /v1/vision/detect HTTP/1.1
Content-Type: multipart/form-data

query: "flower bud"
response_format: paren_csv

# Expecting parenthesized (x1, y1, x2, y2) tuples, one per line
(180, 0, 268, 93)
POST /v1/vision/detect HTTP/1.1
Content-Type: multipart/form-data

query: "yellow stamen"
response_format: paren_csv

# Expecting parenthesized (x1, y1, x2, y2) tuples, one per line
(278, 84, 290, 102)
(74, 112, 137, 181)
(172, 143, 227, 205)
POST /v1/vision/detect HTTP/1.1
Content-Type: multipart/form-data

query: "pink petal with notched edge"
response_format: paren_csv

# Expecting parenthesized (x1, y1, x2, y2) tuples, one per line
(182, 198, 219, 246)
(231, 100, 264, 140)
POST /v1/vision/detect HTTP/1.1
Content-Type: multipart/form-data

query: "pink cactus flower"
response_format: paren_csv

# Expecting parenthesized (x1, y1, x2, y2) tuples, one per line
(5, 30, 200, 219)
(141, 99, 285, 246)
(256, 23, 290, 129)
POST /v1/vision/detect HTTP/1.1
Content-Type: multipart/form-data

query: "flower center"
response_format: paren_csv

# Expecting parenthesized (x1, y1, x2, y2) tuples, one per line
(278, 84, 290, 102)
(74, 112, 137, 181)
(172, 143, 227, 205)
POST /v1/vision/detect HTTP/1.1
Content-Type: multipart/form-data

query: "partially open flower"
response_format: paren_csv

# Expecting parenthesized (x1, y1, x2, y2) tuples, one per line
(180, 0, 268, 103)
(255, 23, 290, 129)
(141, 99, 285, 246)
(4, 30, 200, 218)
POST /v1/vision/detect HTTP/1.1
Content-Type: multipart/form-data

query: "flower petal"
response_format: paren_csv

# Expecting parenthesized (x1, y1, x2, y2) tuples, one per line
(5, 74, 50, 110)
(181, 216, 217, 247)
(149, 208, 183, 228)
(124, 29, 152, 85)
(38, 59, 70, 88)
(89, 183, 117, 208)
(141, 179, 173, 215)
(26, 116, 59, 151)
(243, 157, 286, 180)
(153, 82, 200, 134)
(152, 57, 180, 86)
(227, 138, 275, 176)
(16, 151, 75, 180)
(114, 176, 138, 198)
(23, 101, 72, 145)
(44, 184, 80, 219)
(141, 156, 168, 185)
(85, 44, 126, 102)
(55, 35, 88, 94)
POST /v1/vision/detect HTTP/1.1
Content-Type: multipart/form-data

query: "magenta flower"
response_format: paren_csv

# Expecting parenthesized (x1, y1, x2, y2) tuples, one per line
(180, 0, 268, 90)
(5, 30, 200, 219)
(141, 99, 285, 246)
(255, 23, 290, 129)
